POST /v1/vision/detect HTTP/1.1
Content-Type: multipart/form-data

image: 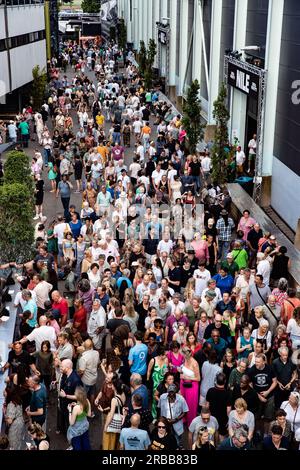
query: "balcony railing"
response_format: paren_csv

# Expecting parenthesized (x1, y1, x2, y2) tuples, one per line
(0, 0, 45, 6)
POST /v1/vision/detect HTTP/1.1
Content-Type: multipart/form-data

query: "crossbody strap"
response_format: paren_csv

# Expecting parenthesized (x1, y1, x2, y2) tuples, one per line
(255, 285, 279, 325)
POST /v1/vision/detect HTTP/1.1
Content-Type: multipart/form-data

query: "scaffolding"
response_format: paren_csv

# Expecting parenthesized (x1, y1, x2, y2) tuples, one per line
(224, 55, 267, 204)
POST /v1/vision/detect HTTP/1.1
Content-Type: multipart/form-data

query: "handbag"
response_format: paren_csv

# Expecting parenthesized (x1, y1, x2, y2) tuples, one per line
(106, 396, 124, 433)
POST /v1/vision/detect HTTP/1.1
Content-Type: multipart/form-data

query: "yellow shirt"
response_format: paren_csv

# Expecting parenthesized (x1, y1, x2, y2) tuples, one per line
(96, 115, 105, 126)
(97, 146, 109, 164)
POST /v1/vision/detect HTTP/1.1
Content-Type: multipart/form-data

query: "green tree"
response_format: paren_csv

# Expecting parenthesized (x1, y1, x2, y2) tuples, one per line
(0, 183, 34, 263)
(182, 79, 205, 154)
(4, 151, 34, 193)
(211, 82, 230, 184)
(147, 39, 157, 69)
(143, 39, 157, 90)
(118, 18, 127, 51)
(31, 65, 48, 111)
(138, 40, 147, 76)
(81, 0, 101, 13)
(110, 26, 116, 42)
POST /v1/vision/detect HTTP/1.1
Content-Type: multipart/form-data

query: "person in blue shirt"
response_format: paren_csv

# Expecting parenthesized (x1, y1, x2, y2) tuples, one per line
(130, 373, 149, 411)
(116, 270, 133, 290)
(69, 213, 82, 240)
(217, 427, 250, 450)
(213, 267, 234, 296)
(22, 290, 38, 329)
(128, 331, 148, 376)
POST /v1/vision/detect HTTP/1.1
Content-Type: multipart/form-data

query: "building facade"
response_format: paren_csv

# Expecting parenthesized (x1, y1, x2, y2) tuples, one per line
(118, 0, 300, 234)
(0, 0, 47, 111)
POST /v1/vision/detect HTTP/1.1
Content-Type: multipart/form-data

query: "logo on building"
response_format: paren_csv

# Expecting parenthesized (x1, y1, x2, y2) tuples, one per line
(291, 80, 300, 105)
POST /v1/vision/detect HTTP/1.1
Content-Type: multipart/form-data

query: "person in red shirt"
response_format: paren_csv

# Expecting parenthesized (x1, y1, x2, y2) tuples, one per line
(51, 290, 69, 326)
(73, 298, 87, 335)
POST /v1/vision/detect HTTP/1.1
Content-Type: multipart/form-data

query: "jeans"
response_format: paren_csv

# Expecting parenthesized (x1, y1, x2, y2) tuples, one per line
(61, 197, 70, 218)
(193, 175, 201, 192)
(112, 132, 121, 144)
(71, 430, 91, 450)
(43, 148, 51, 166)
(21, 134, 29, 148)
(218, 240, 231, 261)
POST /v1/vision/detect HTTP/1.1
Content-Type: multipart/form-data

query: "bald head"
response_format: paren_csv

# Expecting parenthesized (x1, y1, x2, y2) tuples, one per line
(130, 413, 141, 428)
(84, 339, 94, 350)
(61, 359, 73, 372)
(39, 316, 48, 326)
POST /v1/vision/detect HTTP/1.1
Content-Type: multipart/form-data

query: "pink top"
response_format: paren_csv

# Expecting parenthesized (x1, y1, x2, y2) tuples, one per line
(191, 240, 209, 263)
(238, 216, 256, 240)
(167, 351, 184, 374)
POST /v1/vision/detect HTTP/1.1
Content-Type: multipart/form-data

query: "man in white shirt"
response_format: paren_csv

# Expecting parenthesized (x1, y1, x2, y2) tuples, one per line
(256, 252, 271, 286)
(19, 316, 57, 351)
(157, 278, 175, 298)
(168, 293, 185, 315)
(129, 158, 141, 184)
(236, 146, 246, 175)
(87, 299, 107, 350)
(152, 164, 164, 188)
(32, 274, 52, 312)
(135, 142, 145, 164)
(193, 264, 211, 297)
(157, 233, 173, 256)
(133, 117, 143, 138)
(201, 154, 212, 181)
(78, 339, 100, 400)
(201, 280, 222, 306)
(247, 134, 257, 173)
(54, 215, 69, 262)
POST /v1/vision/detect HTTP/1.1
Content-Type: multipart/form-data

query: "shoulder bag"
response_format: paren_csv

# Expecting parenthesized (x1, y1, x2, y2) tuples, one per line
(106, 396, 124, 433)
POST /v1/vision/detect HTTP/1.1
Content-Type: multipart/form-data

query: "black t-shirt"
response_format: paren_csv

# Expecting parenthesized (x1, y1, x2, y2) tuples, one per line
(168, 267, 181, 293)
(194, 350, 209, 371)
(142, 108, 151, 121)
(206, 387, 231, 434)
(271, 358, 296, 386)
(106, 318, 131, 334)
(189, 161, 201, 176)
(248, 364, 275, 395)
(179, 266, 195, 288)
(60, 371, 82, 410)
(247, 229, 263, 250)
(231, 385, 259, 414)
(149, 430, 177, 451)
(34, 253, 55, 271)
(136, 304, 149, 332)
(8, 350, 34, 376)
(204, 323, 231, 342)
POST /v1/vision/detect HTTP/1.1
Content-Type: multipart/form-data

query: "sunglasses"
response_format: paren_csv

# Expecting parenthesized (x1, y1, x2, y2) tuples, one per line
(199, 426, 208, 432)
(158, 425, 166, 429)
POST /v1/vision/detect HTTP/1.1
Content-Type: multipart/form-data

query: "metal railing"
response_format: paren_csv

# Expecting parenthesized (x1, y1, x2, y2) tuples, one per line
(0, 0, 45, 6)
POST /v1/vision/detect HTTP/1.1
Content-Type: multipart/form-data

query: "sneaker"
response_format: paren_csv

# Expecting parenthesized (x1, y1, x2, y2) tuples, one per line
(33, 215, 39, 220)
(66, 446, 73, 450)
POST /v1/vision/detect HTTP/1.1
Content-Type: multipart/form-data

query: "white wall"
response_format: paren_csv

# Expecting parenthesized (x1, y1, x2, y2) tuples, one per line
(10, 40, 47, 91)
(0, 8, 6, 41)
(7, 5, 45, 37)
(0, 51, 10, 98)
(271, 158, 300, 232)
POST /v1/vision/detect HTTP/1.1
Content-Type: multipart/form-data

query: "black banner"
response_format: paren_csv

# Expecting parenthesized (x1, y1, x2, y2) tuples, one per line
(228, 61, 260, 98)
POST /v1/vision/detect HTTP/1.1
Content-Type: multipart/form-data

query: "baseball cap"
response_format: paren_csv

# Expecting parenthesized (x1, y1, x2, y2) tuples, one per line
(131, 261, 139, 267)
(220, 209, 228, 216)
(270, 235, 276, 240)
(150, 283, 157, 289)
(167, 384, 177, 393)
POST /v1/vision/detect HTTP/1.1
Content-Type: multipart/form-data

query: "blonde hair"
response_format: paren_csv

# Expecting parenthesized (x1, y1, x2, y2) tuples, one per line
(75, 386, 89, 414)
(234, 398, 248, 411)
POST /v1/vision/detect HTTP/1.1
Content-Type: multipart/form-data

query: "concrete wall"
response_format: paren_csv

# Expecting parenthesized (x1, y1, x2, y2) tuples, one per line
(7, 4, 45, 37)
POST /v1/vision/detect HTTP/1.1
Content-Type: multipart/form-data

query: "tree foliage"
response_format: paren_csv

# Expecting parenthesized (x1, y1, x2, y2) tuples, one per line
(138, 40, 147, 76)
(182, 79, 205, 154)
(4, 151, 34, 193)
(31, 65, 48, 111)
(117, 18, 127, 51)
(0, 183, 35, 263)
(138, 39, 157, 90)
(211, 82, 230, 184)
(81, 0, 101, 13)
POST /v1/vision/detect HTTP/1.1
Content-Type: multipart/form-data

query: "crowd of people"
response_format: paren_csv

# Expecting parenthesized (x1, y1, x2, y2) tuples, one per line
(0, 38, 300, 452)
